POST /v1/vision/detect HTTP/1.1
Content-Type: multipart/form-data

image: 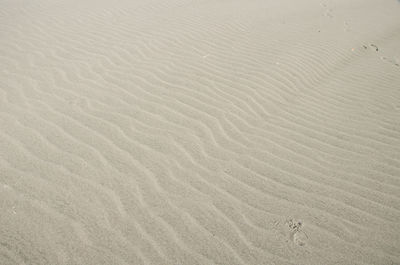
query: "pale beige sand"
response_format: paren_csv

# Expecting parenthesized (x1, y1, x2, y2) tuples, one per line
(1, 0, 400, 264)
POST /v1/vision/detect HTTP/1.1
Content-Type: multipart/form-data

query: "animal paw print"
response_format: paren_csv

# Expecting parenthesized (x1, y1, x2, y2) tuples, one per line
(381, 56, 399, 67)
(321, 2, 333, 18)
(287, 219, 308, 247)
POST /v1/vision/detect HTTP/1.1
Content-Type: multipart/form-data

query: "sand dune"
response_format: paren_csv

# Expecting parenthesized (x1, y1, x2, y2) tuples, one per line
(1, 0, 400, 264)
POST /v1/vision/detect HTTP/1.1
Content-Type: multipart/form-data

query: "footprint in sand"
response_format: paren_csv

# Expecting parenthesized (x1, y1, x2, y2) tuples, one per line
(324, 9, 333, 18)
(363, 43, 399, 68)
(286, 219, 308, 247)
(344, 21, 350, 32)
(370, 44, 379, 52)
(381, 56, 400, 67)
(320, 2, 333, 18)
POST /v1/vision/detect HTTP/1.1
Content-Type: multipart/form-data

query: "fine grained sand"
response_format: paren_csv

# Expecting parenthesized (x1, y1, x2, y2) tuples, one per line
(1, 0, 400, 264)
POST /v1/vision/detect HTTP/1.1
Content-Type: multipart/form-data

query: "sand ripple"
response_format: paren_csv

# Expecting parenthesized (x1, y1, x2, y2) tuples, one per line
(1, 0, 400, 264)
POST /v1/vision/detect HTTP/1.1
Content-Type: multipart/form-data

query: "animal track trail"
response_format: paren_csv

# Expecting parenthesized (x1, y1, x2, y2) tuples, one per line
(286, 219, 308, 247)
(381, 56, 400, 68)
(362, 44, 398, 68)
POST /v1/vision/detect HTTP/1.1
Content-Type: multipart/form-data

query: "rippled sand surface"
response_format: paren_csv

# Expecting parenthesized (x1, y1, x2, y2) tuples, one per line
(1, 0, 400, 264)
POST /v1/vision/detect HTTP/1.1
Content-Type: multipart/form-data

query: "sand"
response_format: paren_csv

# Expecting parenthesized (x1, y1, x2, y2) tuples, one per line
(1, 0, 400, 264)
